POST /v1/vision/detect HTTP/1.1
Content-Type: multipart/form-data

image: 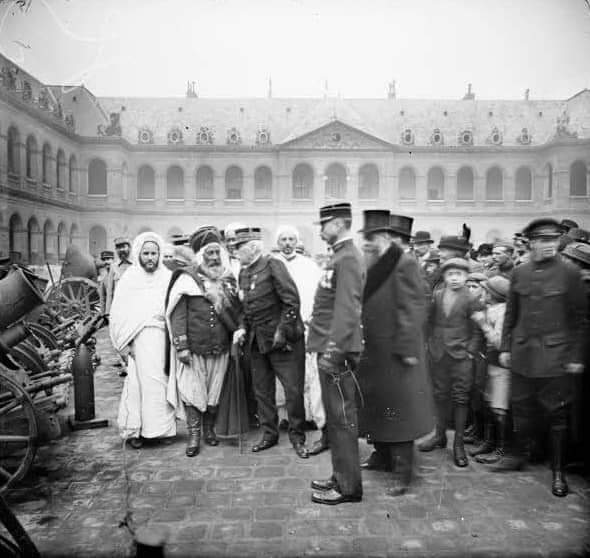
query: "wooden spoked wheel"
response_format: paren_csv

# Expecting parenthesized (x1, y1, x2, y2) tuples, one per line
(45, 277, 103, 320)
(0, 374, 38, 494)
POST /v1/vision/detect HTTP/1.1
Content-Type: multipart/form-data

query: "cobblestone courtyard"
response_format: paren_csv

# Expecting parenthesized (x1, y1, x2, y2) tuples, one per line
(3, 331, 590, 557)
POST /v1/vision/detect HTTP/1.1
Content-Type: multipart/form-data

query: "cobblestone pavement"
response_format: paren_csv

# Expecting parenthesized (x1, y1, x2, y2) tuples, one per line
(2, 331, 590, 557)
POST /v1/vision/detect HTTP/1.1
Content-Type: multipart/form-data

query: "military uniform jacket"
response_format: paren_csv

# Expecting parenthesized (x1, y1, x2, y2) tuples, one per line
(358, 245, 433, 443)
(500, 256, 588, 377)
(307, 238, 365, 357)
(238, 254, 303, 354)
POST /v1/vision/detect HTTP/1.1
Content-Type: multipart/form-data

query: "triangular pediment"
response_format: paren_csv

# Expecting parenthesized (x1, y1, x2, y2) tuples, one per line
(280, 120, 392, 150)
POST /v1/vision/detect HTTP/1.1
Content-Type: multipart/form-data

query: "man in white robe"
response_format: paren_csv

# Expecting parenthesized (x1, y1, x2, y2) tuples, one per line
(274, 225, 325, 443)
(110, 232, 176, 447)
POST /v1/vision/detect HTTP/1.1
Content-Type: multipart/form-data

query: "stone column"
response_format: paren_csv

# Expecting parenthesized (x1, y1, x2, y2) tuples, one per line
(0, 133, 7, 186)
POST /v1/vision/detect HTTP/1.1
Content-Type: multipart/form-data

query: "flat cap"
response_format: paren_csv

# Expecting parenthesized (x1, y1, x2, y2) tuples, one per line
(441, 257, 470, 273)
(483, 275, 510, 302)
(467, 272, 488, 283)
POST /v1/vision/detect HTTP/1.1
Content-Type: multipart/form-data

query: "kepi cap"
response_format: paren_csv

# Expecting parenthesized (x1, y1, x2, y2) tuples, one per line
(114, 236, 131, 247)
(100, 250, 115, 260)
(230, 227, 262, 247)
(314, 202, 352, 225)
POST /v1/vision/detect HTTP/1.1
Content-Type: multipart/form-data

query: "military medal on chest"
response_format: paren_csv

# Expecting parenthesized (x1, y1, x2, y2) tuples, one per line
(250, 273, 258, 291)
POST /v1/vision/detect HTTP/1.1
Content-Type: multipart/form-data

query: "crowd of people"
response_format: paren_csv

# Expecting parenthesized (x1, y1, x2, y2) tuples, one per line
(98, 206, 589, 506)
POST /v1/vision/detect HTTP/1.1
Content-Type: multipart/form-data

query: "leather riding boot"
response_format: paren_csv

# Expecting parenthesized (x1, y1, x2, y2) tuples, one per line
(418, 401, 448, 452)
(453, 405, 468, 467)
(387, 443, 413, 496)
(470, 411, 495, 457)
(185, 405, 202, 457)
(477, 413, 507, 464)
(204, 405, 219, 446)
(489, 415, 528, 472)
(551, 428, 569, 498)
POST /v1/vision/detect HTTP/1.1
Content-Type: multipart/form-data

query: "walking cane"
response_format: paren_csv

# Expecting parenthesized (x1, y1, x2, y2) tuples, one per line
(232, 341, 243, 454)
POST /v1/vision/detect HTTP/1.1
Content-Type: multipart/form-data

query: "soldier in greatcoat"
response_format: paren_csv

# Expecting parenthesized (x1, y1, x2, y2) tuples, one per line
(495, 218, 587, 498)
(307, 203, 365, 505)
(358, 210, 433, 496)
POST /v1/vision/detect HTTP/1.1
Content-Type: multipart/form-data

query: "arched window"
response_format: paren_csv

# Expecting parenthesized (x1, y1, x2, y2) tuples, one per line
(359, 164, 379, 199)
(398, 167, 416, 200)
(515, 167, 532, 200)
(457, 167, 474, 200)
(570, 160, 587, 197)
(88, 225, 107, 257)
(254, 166, 272, 200)
(56, 149, 66, 189)
(225, 166, 243, 200)
(485, 167, 503, 200)
(7, 126, 20, 175)
(57, 222, 68, 261)
(88, 158, 107, 195)
(42, 143, 51, 185)
(167, 166, 184, 199)
(43, 220, 56, 262)
(69, 223, 80, 246)
(196, 166, 214, 199)
(25, 135, 37, 179)
(325, 163, 347, 199)
(545, 163, 553, 199)
(137, 165, 155, 199)
(68, 155, 77, 193)
(292, 164, 313, 199)
(27, 217, 41, 264)
(8, 214, 24, 258)
(427, 167, 445, 200)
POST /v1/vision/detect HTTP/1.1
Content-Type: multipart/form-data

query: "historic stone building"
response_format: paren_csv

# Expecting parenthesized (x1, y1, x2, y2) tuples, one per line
(1, 52, 589, 261)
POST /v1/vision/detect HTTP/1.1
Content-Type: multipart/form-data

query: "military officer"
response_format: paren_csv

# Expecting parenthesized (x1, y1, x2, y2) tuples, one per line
(495, 218, 588, 497)
(231, 227, 309, 459)
(308, 203, 365, 505)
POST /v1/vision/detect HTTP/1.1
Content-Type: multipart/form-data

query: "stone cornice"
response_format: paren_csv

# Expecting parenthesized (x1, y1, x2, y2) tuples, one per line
(0, 184, 82, 211)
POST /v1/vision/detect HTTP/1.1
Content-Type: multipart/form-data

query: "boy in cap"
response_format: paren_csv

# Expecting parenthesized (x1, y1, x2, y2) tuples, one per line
(470, 276, 511, 464)
(418, 257, 483, 467)
(496, 218, 587, 497)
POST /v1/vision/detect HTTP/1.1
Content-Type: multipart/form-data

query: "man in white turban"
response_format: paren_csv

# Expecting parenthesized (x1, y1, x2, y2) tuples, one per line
(274, 225, 325, 446)
(110, 231, 176, 448)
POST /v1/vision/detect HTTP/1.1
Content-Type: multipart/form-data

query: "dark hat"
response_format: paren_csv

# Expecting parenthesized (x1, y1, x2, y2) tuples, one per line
(477, 243, 493, 257)
(389, 214, 414, 239)
(171, 234, 189, 246)
(566, 228, 589, 243)
(114, 236, 131, 247)
(438, 235, 470, 254)
(562, 242, 590, 267)
(100, 250, 115, 260)
(413, 231, 434, 245)
(523, 218, 562, 240)
(230, 227, 262, 247)
(314, 202, 352, 225)
(440, 257, 470, 273)
(358, 210, 392, 234)
(467, 272, 487, 283)
(424, 249, 440, 263)
(560, 219, 579, 233)
(189, 226, 222, 254)
(493, 240, 514, 253)
(483, 275, 510, 302)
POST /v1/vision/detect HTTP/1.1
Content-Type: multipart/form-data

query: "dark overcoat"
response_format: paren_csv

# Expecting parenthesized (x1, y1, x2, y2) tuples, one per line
(359, 244, 434, 443)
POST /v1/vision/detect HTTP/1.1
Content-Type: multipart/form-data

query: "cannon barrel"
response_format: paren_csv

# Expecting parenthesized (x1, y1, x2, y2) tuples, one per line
(0, 267, 45, 329)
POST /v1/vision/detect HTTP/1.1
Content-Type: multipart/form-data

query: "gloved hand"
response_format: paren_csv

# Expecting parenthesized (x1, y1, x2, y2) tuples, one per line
(177, 349, 191, 365)
(233, 328, 246, 345)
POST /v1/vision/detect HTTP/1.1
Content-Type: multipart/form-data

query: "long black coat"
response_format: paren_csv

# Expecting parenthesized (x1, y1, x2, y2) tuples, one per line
(359, 245, 434, 443)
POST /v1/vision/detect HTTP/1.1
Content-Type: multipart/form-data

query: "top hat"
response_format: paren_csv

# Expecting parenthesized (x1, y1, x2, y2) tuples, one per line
(114, 236, 131, 247)
(562, 242, 590, 267)
(358, 210, 392, 234)
(314, 202, 352, 225)
(171, 234, 189, 247)
(389, 214, 413, 239)
(523, 218, 562, 240)
(440, 257, 470, 273)
(100, 250, 115, 260)
(189, 226, 222, 254)
(230, 227, 262, 247)
(438, 235, 470, 253)
(413, 231, 434, 245)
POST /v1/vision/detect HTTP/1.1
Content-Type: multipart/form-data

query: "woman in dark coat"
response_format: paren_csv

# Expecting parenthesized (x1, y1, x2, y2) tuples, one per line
(358, 210, 434, 496)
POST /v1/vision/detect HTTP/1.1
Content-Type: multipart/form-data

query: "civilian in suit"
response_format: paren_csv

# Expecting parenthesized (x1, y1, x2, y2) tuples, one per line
(418, 257, 482, 467)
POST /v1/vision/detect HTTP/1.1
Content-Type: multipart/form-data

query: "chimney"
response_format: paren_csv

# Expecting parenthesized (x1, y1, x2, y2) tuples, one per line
(387, 80, 396, 99)
(463, 83, 475, 100)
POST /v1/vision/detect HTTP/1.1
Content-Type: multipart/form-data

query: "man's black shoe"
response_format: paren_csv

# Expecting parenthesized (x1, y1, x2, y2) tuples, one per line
(308, 436, 329, 456)
(360, 451, 391, 471)
(551, 471, 568, 497)
(251, 438, 278, 452)
(293, 442, 310, 459)
(453, 443, 468, 467)
(311, 488, 362, 505)
(310, 478, 336, 491)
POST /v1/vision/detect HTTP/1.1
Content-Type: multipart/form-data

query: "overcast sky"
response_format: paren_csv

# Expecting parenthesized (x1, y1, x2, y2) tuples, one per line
(1, 0, 589, 99)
